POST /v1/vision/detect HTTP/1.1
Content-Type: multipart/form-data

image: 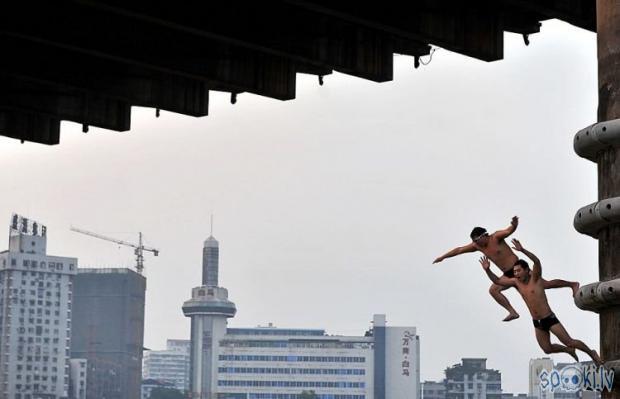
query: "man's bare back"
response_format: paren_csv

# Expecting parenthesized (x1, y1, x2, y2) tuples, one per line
(474, 234, 518, 273)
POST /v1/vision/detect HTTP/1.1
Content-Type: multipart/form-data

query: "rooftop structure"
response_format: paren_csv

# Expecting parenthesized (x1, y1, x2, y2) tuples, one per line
(1, 2, 595, 144)
(444, 358, 501, 399)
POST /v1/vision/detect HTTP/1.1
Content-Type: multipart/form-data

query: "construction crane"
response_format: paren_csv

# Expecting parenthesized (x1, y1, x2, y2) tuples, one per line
(70, 226, 159, 274)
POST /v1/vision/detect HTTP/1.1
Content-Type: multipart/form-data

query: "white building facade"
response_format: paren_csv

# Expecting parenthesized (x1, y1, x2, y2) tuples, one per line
(529, 358, 555, 399)
(68, 358, 87, 399)
(215, 314, 419, 399)
(143, 339, 191, 392)
(183, 234, 420, 399)
(217, 327, 374, 399)
(0, 215, 77, 399)
(529, 359, 601, 399)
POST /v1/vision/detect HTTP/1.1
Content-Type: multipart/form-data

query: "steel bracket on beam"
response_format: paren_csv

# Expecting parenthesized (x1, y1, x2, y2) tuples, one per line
(573, 197, 620, 238)
(574, 279, 620, 313)
(574, 118, 620, 162)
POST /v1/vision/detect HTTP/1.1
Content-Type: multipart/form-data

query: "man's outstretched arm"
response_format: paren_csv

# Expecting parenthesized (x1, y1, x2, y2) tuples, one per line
(479, 256, 515, 287)
(511, 238, 542, 279)
(494, 216, 519, 240)
(433, 243, 476, 263)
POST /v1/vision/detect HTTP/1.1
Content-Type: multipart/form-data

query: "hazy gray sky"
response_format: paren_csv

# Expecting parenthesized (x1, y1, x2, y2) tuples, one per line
(0, 20, 599, 393)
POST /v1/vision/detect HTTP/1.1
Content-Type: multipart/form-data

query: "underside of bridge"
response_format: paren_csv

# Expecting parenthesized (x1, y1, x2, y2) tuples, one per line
(0, 1, 595, 145)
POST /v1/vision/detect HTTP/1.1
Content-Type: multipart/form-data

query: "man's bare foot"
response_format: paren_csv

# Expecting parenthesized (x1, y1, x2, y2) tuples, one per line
(591, 350, 604, 367)
(503, 312, 520, 322)
(571, 282, 580, 298)
(567, 347, 579, 363)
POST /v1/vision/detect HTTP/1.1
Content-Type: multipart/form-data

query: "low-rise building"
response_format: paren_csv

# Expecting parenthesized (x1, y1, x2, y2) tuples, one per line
(444, 358, 501, 399)
(422, 380, 446, 399)
(69, 358, 87, 399)
(143, 339, 190, 392)
(141, 378, 177, 399)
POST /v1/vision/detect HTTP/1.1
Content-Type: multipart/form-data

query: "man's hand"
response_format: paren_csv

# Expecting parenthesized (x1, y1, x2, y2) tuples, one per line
(433, 257, 443, 264)
(479, 256, 491, 270)
(511, 238, 524, 252)
(511, 216, 519, 229)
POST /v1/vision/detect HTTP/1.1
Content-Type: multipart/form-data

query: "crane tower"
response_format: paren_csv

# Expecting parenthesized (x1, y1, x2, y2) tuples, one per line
(70, 226, 159, 274)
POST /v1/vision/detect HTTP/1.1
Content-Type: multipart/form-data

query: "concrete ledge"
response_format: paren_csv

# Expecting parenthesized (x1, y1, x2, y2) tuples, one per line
(575, 279, 620, 313)
(574, 118, 620, 162)
(574, 198, 620, 238)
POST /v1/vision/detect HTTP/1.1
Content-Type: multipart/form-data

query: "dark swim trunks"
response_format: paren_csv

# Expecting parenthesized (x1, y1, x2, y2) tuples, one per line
(503, 269, 515, 278)
(533, 313, 560, 331)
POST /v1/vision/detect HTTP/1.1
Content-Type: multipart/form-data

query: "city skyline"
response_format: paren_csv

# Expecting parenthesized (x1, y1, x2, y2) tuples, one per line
(0, 19, 600, 394)
(5, 211, 593, 396)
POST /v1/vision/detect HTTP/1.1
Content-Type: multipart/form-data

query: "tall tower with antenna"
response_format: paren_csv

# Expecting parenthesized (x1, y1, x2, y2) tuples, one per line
(202, 215, 218, 286)
(182, 217, 236, 399)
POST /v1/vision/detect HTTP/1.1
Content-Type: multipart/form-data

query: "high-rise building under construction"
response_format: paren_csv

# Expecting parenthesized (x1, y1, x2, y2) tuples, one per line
(70, 268, 146, 399)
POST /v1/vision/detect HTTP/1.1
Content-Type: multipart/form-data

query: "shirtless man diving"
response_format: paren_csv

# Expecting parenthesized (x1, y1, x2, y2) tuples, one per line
(433, 216, 579, 321)
(480, 239, 602, 365)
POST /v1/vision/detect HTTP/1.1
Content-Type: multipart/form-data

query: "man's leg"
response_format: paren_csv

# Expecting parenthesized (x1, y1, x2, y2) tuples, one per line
(549, 323, 603, 365)
(534, 327, 579, 362)
(489, 283, 519, 321)
(542, 279, 580, 297)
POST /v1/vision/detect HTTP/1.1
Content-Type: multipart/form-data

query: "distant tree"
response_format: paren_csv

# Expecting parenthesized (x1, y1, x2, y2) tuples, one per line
(150, 387, 185, 399)
(300, 390, 319, 399)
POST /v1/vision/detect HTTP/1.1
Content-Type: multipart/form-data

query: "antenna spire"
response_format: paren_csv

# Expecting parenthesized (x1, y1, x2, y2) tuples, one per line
(210, 214, 214, 236)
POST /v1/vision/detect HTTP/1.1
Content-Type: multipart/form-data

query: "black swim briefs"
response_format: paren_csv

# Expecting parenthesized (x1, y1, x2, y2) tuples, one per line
(533, 313, 560, 331)
(503, 269, 515, 278)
